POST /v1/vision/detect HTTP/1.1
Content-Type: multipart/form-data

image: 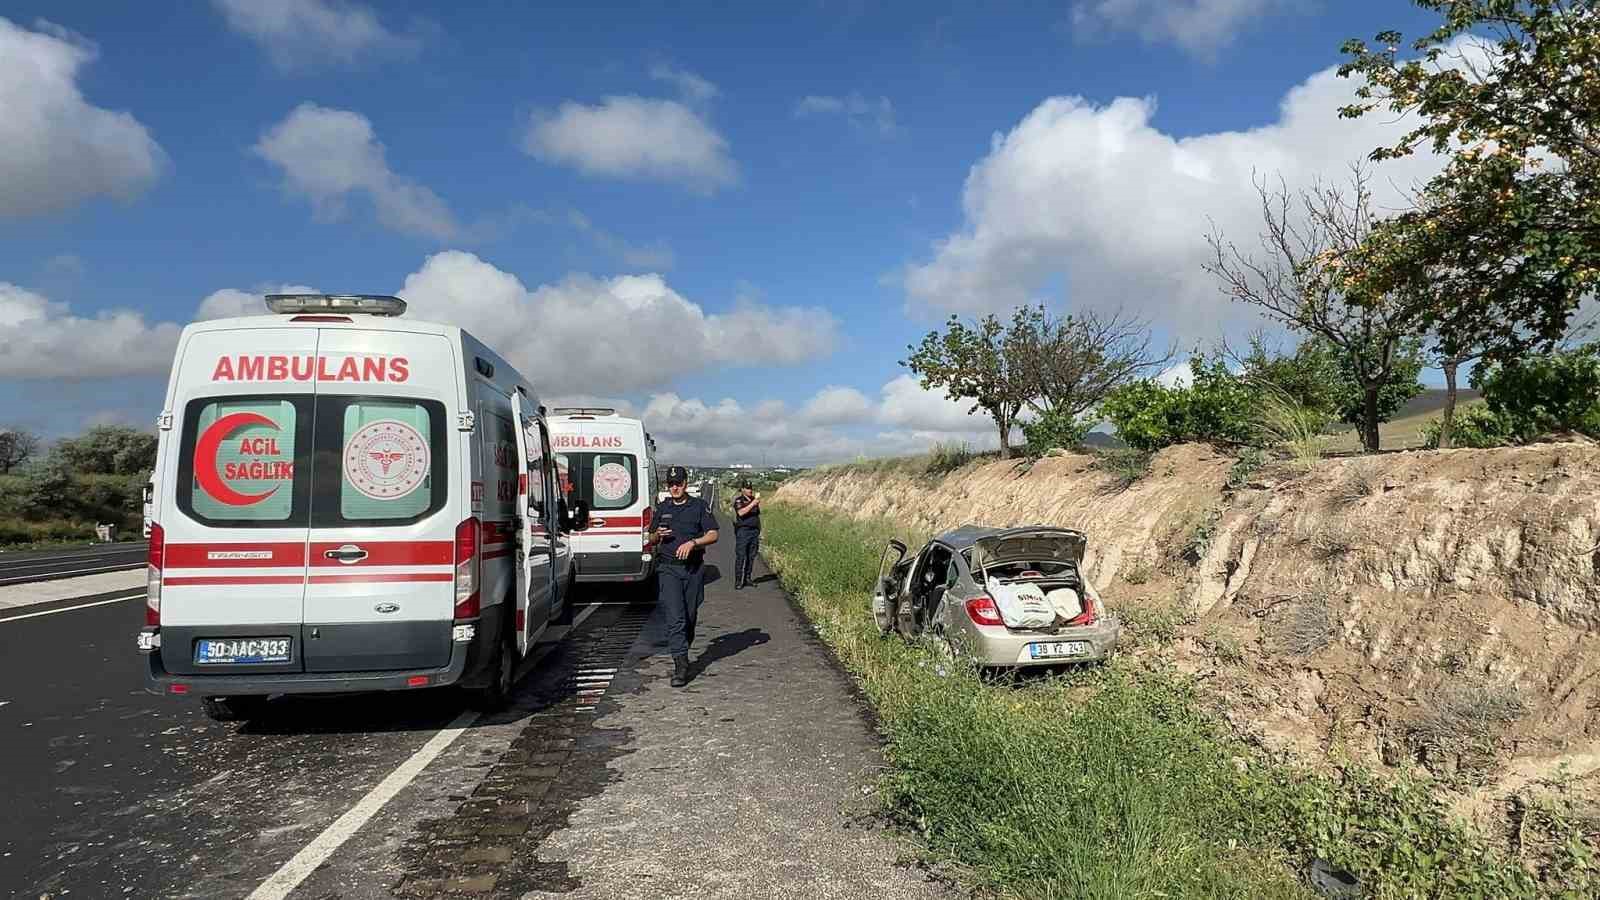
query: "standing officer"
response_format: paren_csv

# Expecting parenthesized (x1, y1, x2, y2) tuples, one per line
(731, 480, 761, 589)
(650, 466, 719, 687)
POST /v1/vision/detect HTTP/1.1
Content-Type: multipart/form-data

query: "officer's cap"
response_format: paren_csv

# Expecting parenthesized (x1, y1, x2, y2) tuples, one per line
(665, 465, 688, 484)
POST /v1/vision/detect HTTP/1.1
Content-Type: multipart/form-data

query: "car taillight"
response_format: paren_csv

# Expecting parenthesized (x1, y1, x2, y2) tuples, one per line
(1066, 590, 1099, 627)
(145, 522, 163, 626)
(965, 596, 1004, 627)
(455, 516, 480, 620)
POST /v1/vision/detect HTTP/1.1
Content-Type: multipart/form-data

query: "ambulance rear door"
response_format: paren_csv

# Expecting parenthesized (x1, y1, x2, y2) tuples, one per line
(300, 328, 458, 673)
(158, 327, 318, 676)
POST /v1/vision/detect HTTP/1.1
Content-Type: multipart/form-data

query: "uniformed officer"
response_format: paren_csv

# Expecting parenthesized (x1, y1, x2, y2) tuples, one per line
(730, 480, 761, 589)
(650, 465, 719, 687)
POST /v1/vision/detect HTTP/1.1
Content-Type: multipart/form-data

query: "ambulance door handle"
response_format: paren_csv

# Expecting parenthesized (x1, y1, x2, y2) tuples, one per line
(324, 545, 368, 564)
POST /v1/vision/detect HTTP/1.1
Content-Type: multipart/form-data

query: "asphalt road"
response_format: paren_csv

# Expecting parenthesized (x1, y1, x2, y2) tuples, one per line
(0, 581, 648, 900)
(0, 541, 147, 587)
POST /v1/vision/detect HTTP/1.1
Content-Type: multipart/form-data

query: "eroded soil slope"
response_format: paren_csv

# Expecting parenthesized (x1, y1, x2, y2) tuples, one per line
(778, 443, 1600, 830)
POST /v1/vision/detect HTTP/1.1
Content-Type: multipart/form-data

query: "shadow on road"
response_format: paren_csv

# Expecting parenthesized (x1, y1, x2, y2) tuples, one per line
(693, 627, 770, 678)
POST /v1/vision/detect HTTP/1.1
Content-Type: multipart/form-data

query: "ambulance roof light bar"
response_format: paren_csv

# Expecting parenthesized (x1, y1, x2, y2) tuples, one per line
(551, 407, 616, 417)
(264, 294, 407, 317)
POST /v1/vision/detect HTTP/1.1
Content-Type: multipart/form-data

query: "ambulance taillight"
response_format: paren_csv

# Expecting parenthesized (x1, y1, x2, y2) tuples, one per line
(641, 506, 654, 548)
(454, 517, 480, 620)
(145, 523, 164, 626)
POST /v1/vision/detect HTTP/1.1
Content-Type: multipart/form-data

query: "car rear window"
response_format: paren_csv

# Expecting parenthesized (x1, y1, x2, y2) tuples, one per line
(555, 452, 638, 511)
(176, 393, 446, 528)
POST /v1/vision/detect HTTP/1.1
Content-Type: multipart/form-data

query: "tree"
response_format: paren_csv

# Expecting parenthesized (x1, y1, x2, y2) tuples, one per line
(1205, 170, 1429, 451)
(1473, 342, 1600, 440)
(0, 426, 40, 474)
(1010, 305, 1172, 420)
(54, 425, 158, 475)
(1338, 1, 1600, 359)
(903, 312, 1029, 458)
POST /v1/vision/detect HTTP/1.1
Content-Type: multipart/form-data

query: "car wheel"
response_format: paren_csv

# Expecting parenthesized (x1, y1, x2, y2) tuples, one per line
(201, 695, 267, 722)
(466, 620, 516, 712)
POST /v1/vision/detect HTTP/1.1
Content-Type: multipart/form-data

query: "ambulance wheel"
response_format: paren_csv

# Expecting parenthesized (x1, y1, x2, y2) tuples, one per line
(466, 622, 516, 713)
(202, 695, 267, 722)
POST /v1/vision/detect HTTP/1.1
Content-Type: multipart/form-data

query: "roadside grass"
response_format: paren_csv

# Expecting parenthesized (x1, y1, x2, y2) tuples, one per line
(762, 500, 1557, 899)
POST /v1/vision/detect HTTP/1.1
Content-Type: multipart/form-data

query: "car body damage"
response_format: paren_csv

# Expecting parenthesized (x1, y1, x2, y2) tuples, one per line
(872, 525, 1120, 668)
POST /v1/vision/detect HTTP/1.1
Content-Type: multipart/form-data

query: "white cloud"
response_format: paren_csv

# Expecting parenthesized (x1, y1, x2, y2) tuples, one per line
(397, 251, 836, 395)
(522, 96, 738, 193)
(649, 63, 718, 104)
(800, 386, 874, 426)
(901, 60, 1450, 339)
(794, 93, 897, 136)
(1070, 0, 1298, 59)
(254, 103, 458, 240)
(875, 374, 984, 432)
(0, 18, 165, 219)
(0, 283, 182, 379)
(195, 284, 319, 320)
(214, 0, 423, 71)
(565, 211, 675, 270)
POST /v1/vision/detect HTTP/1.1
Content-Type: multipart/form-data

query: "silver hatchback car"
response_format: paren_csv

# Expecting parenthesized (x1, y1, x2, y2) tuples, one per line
(872, 526, 1120, 668)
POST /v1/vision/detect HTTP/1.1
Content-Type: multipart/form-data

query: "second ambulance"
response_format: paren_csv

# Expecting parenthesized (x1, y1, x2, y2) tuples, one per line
(547, 409, 658, 589)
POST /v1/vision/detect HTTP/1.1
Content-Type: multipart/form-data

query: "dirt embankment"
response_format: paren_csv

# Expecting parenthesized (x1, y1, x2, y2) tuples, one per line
(777, 443, 1600, 827)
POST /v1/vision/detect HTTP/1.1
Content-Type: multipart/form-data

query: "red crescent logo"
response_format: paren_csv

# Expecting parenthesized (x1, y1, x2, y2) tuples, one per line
(195, 412, 282, 506)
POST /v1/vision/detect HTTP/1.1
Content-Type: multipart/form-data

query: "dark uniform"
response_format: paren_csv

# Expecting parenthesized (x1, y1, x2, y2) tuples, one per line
(731, 486, 761, 588)
(653, 474, 719, 664)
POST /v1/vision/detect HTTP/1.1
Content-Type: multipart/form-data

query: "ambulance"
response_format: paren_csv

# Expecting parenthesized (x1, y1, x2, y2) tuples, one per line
(546, 409, 658, 588)
(137, 294, 588, 721)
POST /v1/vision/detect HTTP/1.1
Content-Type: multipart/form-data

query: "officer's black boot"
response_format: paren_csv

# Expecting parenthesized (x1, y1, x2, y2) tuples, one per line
(671, 654, 689, 687)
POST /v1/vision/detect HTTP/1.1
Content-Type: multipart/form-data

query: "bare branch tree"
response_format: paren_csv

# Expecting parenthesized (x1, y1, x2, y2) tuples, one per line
(0, 426, 41, 474)
(1204, 166, 1428, 451)
(1011, 305, 1173, 419)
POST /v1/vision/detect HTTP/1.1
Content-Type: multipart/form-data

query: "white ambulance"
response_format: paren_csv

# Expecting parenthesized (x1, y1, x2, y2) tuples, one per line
(546, 409, 658, 588)
(137, 294, 589, 720)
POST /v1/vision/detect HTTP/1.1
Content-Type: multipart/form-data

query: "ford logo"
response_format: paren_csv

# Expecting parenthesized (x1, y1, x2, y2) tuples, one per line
(374, 602, 401, 615)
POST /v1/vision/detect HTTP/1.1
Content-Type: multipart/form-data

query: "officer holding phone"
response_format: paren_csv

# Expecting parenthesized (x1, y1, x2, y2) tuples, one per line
(650, 466, 719, 687)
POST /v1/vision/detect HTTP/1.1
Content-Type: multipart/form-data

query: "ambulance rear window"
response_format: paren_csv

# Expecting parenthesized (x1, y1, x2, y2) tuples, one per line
(177, 396, 312, 526)
(311, 396, 447, 527)
(557, 452, 638, 511)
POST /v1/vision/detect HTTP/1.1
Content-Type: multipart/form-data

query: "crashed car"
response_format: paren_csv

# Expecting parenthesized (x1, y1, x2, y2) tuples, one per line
(872, 526, 1119, 667)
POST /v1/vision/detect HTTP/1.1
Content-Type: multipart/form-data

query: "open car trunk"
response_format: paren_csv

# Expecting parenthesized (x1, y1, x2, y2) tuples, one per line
(972, 528, 1092, 632)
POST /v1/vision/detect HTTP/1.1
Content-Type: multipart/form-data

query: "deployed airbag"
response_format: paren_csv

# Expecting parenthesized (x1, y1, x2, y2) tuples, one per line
(985, 578, 1056, 628)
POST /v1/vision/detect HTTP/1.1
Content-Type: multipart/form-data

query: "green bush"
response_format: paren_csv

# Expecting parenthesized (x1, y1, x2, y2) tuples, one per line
(924, 441, 975, 476)
(1100, 357, 1257, 451)
(0, 517, 94, 545)
(1474, 343, 1600, 441)
(1420, 404, 1511, 449)
(1022, 408, 1092, 453)
(54, 425, 157, 475)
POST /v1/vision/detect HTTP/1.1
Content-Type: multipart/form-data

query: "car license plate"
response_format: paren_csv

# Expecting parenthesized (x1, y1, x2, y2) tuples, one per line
(195, 637, 292, 665)
(1029, 640, 1090, 660)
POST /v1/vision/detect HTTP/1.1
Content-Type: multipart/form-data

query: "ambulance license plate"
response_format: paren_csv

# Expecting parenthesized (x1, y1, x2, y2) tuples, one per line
(1029, 641, 1090, 660)
(195, 637, 292, 665)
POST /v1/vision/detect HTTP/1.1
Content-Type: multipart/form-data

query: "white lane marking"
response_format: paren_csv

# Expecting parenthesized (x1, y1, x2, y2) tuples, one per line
(247, 602, 601, 900)
(0, 593, 143, 623)
(0, 562, 144, 586)
(245, 709, 480, 900)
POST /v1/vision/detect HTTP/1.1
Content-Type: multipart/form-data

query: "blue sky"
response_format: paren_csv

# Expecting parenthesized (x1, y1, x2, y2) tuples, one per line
(0, 1, 1448, 464)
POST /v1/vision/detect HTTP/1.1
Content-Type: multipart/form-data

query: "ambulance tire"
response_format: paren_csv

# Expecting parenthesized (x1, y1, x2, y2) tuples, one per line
(466, 611, 516, 713)
(202, 695, 267, 722)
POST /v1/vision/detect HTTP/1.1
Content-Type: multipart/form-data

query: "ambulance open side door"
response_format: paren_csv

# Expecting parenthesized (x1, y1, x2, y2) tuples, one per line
(512, 392, 555, 656)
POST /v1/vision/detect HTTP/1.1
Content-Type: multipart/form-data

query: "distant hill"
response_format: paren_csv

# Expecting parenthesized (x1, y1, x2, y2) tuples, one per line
(1325, 387, 1484, 451)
